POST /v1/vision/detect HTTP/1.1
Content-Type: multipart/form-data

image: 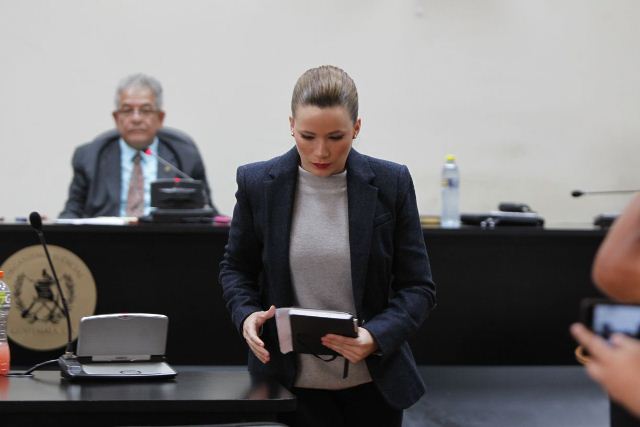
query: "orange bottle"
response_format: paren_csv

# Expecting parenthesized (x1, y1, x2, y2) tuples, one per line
(0, 271, 11, 376)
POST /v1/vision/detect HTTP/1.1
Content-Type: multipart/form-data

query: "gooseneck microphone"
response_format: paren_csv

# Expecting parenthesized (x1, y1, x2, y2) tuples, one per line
(143, 148, 193, 180)
(142, 148, 213, 209)
(29, 211, 74, 357)
(571, 189, 640, 197)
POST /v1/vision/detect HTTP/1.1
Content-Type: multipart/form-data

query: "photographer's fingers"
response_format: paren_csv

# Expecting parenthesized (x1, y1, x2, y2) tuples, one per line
(571, 323, 613, 361)
(570, 323, 610, 382)
(609, 332, 640, 350)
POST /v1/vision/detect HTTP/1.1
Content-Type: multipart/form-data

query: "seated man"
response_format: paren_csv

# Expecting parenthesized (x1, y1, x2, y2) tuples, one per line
(60, 73, 218, 218)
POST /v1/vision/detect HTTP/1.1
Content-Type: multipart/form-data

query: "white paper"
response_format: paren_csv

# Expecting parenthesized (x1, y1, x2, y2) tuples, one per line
(55, 217, 134, 225)
(275, 307, 293, 354)
(289, 307, 353, 320)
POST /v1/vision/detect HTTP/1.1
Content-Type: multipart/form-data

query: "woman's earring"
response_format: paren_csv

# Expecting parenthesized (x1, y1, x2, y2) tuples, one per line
(291, 130, 294, 136)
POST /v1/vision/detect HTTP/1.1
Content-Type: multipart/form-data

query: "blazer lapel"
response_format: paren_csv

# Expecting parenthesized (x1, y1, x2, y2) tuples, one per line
(264, 147, 299, 307)
(346, 149, 378, 317)
(99, 140, 121, 215)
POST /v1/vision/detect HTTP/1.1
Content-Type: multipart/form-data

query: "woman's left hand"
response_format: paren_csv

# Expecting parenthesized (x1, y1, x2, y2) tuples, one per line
(321, 327, 378, 364)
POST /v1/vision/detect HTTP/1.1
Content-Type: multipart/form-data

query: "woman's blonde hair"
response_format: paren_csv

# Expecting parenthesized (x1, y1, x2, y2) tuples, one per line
(291, 65, 358, 123)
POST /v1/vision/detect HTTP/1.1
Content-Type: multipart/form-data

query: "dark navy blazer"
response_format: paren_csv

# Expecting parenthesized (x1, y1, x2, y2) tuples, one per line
(219, 147, 436, 409)
(59, 127, 215, 218)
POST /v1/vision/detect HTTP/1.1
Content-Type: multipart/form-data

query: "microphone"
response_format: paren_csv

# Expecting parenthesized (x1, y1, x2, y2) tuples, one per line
(143, 148, 193, 180)
(28, 212, 74, 357)
(571, 189, 640, 197)
(142, 148, 212, 209)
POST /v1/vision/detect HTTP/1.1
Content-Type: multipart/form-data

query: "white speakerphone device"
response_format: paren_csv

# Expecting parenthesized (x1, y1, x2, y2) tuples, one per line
(58, 313, 177, 380)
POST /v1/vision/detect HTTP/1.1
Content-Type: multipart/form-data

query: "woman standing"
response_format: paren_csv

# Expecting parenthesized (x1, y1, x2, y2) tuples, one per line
(220, 65, 436, 427)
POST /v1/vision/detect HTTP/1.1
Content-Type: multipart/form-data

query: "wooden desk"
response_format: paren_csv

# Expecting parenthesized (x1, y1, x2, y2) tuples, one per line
(0, 366, 295, 426)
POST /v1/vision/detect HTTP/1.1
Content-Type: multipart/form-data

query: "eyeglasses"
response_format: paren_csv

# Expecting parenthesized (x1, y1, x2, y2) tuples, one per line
(115, 106, 159, 118)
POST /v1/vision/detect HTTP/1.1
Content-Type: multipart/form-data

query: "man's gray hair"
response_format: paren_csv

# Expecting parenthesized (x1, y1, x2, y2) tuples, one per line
(114, 73, 163, 110)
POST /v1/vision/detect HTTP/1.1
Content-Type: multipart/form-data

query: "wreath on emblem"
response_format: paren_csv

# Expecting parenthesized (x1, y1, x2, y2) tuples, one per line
(14, 269, 76, 324)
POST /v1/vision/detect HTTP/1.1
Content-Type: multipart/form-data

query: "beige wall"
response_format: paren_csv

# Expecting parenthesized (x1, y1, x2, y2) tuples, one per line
(1, 0, 639, 225)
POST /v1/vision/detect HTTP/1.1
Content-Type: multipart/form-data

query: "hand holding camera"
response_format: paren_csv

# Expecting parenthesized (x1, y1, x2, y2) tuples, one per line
(571, 299, 640, 418)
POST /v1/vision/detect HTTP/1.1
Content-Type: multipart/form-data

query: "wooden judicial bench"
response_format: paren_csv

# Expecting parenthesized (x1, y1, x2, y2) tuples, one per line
(0, 222, 605, 367)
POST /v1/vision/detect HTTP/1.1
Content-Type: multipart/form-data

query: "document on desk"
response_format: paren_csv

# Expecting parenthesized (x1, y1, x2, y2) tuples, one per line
(55, 217, 136, 225)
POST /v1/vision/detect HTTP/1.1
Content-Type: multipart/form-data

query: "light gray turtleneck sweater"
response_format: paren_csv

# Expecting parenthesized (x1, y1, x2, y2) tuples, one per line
(289, 166, 372, 390)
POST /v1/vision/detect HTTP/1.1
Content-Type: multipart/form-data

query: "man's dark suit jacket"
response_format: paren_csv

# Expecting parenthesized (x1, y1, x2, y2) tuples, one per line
(219, 147, 436, 410)
(59, 128, 216, 218)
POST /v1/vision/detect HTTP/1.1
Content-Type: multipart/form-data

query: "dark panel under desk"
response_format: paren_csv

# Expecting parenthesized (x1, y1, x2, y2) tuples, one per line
(0, 223, 246, 367)
(412, 227, 606, 364)
(0, 224, 606, 366)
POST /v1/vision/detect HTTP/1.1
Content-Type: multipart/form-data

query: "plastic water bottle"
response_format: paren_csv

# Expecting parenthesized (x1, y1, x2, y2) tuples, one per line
(441, 154, 460, 228)
(0, 270, 10, 376)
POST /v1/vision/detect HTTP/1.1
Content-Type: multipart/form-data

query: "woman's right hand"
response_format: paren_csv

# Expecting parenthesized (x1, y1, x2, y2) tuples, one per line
(242, 305, 276, 364)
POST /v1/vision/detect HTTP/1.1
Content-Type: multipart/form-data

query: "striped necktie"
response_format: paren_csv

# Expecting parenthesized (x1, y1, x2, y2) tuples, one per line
(126, 151, 144, 217)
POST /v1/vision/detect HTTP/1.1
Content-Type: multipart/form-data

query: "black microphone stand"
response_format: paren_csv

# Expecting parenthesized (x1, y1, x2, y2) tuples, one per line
(29, 212, 74, 357)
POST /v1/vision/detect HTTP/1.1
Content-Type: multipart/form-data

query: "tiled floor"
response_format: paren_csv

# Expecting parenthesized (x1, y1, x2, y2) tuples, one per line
(404, 366, 609, 427)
